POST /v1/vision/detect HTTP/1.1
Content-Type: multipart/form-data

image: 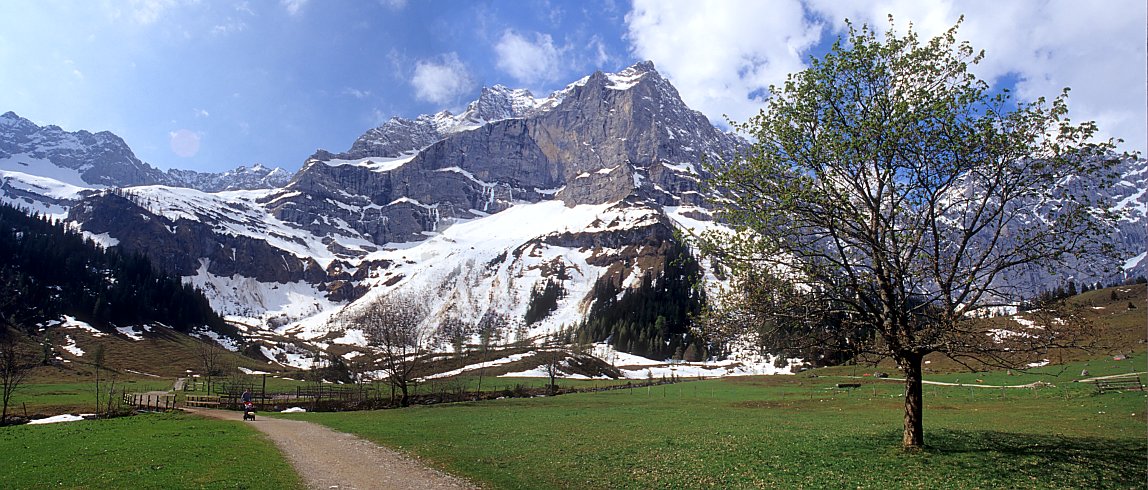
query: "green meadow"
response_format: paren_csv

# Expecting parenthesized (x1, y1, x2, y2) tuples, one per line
(0, 412, 303, 489)
(285, 357, 1146, 489)
(1, 356, 1143, 489)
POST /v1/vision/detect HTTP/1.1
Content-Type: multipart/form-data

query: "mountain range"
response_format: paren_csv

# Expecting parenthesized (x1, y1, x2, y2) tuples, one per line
(1, 61, 1144, 369)
(0, 112, 291, 192)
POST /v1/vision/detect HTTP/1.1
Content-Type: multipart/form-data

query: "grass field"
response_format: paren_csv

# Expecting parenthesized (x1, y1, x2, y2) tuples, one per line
(0, 412, 303, 489)
(2, 285, 1143, 488)
(285, 357, 1147, 489)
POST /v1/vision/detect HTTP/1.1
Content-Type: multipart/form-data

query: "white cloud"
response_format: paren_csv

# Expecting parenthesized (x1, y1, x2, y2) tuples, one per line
(342, 88, 372, 99)
(809, 0, 1147, 155)
(379, 0, 408, 10)
(194, 108, 210, 118)
(625, 0, 1147, 154)
(410, 53, 474, 105)
(625, 0, 822, 128)
(63, 60, 84, 81)
(281, 0, 308, 16)
(211, 19, 247, 36)
(129, 0, 180, 25)
(587, 35, 611, 68)
(235, 2, 256, 16)
(494, 30, 564, 86)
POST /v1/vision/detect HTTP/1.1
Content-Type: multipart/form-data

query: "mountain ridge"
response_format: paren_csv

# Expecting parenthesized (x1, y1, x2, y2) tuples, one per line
(0, 111, 291, 192)
(0, 60, 1144, 370)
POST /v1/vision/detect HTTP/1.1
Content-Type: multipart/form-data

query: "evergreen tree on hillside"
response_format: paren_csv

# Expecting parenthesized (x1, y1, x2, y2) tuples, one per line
(525, 278, 566, 325)
(0, 203, 232, 337)
(578, 242, 706, 359)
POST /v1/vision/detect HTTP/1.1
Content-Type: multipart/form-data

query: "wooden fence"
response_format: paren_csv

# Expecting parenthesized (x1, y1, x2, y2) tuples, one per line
(183, 394, 221, 407)
(123, 393, 178, 412)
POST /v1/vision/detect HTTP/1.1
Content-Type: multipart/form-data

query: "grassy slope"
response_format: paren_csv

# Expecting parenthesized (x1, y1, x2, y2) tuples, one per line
(9, 325, 307, 415)
(0, 412, 303, 489)
(288, 358, 1146, 489)
(41, 326, 282, 380)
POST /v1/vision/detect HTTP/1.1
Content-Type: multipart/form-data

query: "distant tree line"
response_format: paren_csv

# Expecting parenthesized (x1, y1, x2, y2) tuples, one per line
(1020, 276, 1148, 311)
(578, 242, 706, 361)
(0, 203, 232, 337)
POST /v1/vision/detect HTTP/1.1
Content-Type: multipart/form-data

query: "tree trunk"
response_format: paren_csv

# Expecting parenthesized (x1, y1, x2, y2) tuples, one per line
(901, 352, 925, 449)
(399, 382, 409, 407)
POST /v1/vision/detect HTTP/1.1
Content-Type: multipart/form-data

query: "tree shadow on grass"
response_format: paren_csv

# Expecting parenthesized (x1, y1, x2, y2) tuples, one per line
(922, 429, 1146, 488)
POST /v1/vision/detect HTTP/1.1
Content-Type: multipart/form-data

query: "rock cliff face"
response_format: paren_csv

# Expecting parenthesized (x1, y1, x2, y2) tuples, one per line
(269, 61, 741, 246)
(166, 164, 292, 192)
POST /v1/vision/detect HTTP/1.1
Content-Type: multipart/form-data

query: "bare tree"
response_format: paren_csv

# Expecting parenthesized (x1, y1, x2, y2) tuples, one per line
(355, 290, 435, 407)
(92, 344, 106, 417)
(474, 310, 505, 395)
(701, 19, 1121, 449)
(544, 352, 562, 395)
(345, 353, 373, 402)
(0, 335, 33, 425)
(197, 340, 223, 394)
(438, 314, 471, 358)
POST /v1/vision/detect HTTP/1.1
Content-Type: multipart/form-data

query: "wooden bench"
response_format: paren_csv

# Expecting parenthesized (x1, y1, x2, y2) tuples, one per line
(1094, 376, 1145, 394)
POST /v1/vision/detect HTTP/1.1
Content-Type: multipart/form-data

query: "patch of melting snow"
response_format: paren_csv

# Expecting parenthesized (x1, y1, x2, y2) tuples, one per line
(49, 316, 106, 337)
(424, 352, 537, 380)
(987, 328, 1035, 343)
(1010, 317, 1044, 329)
(238, 367, 271, 375)
(125, 369, 162, 378)
(116, 326, 145, 341)
(332, 328, 368, 347)
(28, 414, 92, 425)
(61, 335, 84, 357)
(195, 328, 240, 352)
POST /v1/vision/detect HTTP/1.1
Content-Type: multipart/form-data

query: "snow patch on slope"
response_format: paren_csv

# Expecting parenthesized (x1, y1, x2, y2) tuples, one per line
(0, 154, 93, 188)
(313, 200, 620, 345)
(130, 186, 375, 266)
(184, 260, 338, 329)
(324, 152, 417, 172)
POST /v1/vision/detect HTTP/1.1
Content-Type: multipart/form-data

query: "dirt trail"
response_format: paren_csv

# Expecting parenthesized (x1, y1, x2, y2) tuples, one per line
(1078, 372, 1146, 382)
(185, 408, 475, 490)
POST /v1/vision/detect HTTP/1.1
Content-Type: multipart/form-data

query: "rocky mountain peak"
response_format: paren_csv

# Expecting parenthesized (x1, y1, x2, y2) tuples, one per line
(458, 85, 540, 123)
(0, 111, 40, 135)
(602, 60, 658, 88)
(270, 60, 745, 247)
(0, 112, 163, 187)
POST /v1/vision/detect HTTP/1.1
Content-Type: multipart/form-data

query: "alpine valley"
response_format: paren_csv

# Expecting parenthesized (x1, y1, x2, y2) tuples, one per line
(2, 61, 1145, 375)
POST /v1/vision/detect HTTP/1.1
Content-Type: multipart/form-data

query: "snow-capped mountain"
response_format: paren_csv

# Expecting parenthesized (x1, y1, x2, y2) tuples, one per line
(166, 164, 293, 192)
(2, 61, 746, 364)
(272, 61, 740, 249)
(1, 61, 1144, 369)
(0, 111, 167, 188)
(0, 111, 290, 192)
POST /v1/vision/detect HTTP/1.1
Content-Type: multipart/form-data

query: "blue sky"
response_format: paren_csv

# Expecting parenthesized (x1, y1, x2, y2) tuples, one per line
(2, 0, 1144, 173)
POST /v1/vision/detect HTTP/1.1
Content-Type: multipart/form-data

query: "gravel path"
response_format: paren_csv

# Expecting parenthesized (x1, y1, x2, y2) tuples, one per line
(186, 408, 475, 490)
